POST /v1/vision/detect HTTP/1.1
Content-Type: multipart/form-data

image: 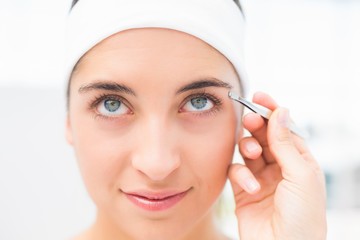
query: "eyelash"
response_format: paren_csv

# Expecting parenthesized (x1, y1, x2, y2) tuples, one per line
(180, 91, 223, 117)
(88, 93, 132, 121)
(88, 91, 223, 120)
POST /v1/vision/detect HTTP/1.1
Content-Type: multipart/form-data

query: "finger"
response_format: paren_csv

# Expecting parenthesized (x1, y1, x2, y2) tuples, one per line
(247, 93, 310, 163)
(229, 164, 282, 209)
(267, 108, 307, 177)
(292, 134, 322, 174)
(242, 113, 267, 145)
(238, 137, 265, 173)
(253, 92, 313, 155)
(242, 113, 276, 164)
(252, 91, 279, 110)
(243, 91, 279, 136)
(292, 134, 311, 156)
(228, 163, 261, 195)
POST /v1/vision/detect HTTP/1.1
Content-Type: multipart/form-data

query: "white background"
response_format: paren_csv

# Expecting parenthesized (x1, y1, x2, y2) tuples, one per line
(1, 0, 360, 239)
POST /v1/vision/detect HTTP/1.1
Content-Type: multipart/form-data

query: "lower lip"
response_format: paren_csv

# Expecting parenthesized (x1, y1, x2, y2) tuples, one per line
(124, 191, 188, 211)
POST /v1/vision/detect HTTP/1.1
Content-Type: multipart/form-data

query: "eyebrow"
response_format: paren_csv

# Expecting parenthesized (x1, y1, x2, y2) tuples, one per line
(78, 78, 232, 96)
(78, 81, 136, 96)
(176, 78, 233, 94)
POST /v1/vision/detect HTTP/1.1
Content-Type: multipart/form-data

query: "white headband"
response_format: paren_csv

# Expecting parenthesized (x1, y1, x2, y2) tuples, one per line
(66, 0, 248, 94)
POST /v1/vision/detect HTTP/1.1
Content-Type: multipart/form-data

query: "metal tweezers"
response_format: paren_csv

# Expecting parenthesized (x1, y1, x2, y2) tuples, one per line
(228, 91, 308, 139)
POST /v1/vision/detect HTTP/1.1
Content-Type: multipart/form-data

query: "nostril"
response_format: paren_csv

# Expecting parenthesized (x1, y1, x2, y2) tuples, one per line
(131, 152, 181, 181)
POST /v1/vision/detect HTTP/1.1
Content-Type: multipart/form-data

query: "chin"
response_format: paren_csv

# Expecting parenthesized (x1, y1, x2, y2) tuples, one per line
(123, 221, 193, 240)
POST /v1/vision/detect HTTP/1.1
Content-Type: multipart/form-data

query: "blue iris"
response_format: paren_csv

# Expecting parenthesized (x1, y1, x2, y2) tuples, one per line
(104, 100, 121, 112)
(190, 97, 207, 109)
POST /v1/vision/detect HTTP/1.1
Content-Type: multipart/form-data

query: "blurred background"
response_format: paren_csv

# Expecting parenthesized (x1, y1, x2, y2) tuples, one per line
(0, 0, 359, 239)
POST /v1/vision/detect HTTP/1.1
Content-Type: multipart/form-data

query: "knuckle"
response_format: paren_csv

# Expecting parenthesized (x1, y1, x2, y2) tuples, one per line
(297, 163, 323, 183)
(269, 137, 293, 153)
(276, 130, 293, 144)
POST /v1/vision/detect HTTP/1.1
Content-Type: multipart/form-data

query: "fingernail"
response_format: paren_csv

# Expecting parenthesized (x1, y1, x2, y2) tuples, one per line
(245, 178, 260, 193)
(245, 141, 259, 153)
(278, 108, 290, 128)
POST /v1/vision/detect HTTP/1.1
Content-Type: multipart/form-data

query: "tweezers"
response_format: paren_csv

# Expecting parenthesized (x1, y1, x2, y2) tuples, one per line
(228, 91, 308, 139)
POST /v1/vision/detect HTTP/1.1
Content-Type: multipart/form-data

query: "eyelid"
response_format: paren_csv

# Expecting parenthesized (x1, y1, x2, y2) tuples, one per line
(89, 93, 133, 112)
(182, 91, 222, 106)
(179, 91, 223, 113)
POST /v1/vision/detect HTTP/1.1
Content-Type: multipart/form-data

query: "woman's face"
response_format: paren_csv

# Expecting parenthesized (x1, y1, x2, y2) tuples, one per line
(67, 28, 242, 240)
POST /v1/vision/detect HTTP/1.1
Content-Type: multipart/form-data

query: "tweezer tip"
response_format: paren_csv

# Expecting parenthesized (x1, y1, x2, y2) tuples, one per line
(228, 91, 234, 98)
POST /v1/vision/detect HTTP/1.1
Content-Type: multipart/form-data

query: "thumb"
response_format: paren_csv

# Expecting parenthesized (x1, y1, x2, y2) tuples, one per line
(267, 108, 306, 177)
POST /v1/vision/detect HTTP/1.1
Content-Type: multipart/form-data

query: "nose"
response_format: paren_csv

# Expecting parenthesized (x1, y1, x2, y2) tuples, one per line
(131, 116, 181, 181)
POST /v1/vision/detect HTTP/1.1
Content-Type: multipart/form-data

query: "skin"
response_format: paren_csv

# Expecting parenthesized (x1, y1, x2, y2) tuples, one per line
(67, 28, 242, 240)
(230, 95, 327, 240)
(66, 28, 327, 240)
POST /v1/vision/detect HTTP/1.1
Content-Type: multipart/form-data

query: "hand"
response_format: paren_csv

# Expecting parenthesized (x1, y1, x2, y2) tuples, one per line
(228, 92, 327, 240)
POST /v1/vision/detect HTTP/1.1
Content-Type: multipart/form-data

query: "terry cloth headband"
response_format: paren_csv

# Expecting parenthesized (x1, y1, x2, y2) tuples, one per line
(66, 0, 248, 95)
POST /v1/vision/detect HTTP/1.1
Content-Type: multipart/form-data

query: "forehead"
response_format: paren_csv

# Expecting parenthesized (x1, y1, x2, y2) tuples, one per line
(70, 28, 240, 94)
(76, 28, 234, 71)
(92, 28, 219, 53)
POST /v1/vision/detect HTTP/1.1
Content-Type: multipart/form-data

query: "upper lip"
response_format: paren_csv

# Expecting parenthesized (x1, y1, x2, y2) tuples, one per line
(121, 188, 191, 200)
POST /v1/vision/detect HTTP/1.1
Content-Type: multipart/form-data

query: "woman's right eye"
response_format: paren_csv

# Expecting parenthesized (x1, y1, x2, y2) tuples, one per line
(97, 99, 131, 116)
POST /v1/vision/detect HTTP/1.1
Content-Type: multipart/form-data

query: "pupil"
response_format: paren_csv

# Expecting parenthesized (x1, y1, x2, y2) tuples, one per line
(191, 97, 207, 109)
(105, 100, 120, 112)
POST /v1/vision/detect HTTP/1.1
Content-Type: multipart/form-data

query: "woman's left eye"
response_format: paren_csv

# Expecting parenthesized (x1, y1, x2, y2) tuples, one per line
(182, 96, 214, 112)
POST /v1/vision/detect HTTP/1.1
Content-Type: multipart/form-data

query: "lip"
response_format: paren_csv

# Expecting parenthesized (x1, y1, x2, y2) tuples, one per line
(122, 189, 190, 211)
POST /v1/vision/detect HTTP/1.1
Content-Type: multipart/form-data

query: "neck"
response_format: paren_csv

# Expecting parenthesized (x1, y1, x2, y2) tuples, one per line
(180, 210, 229, 240)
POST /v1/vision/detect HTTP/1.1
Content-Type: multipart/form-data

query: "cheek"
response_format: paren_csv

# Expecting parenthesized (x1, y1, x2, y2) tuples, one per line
(188, 125, 236, 178)
(69, 113, 134, 202)
(182, 111, 238, 197)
